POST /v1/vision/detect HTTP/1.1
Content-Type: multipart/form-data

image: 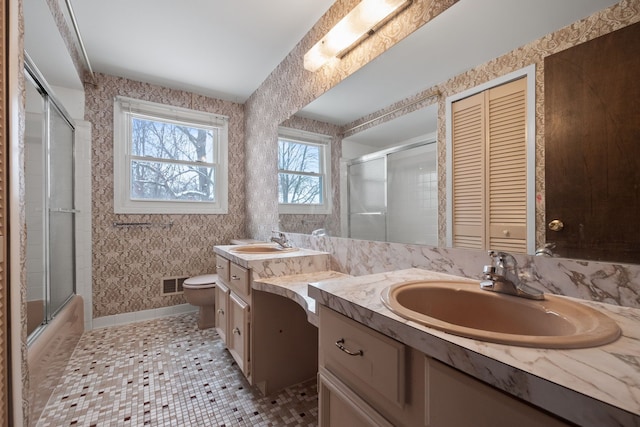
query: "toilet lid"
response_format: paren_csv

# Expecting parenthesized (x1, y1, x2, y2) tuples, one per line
(184, 274, 218, 286)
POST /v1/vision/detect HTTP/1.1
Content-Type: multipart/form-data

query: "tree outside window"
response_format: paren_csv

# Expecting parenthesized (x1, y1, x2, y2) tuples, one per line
(277, 129, 331, 215)
(130, 116, 217, 202)
(113, 96, 228, 214)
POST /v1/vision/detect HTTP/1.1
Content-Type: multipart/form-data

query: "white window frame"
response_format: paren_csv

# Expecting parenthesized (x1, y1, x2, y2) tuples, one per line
(113, 96, 229, 214)
(278, 127, 332, 215)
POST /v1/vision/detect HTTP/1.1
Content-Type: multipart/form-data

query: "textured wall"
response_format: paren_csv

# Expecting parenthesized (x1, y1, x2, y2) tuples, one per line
(85, 74, 245, 317)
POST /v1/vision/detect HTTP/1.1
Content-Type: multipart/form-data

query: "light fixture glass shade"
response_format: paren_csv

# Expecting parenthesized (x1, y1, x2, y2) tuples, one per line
(304, 0, 412, 72)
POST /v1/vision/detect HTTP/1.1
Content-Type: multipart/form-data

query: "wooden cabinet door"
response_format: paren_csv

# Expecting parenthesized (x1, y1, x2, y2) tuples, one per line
(215, 282, 230, 344)
(318, 368, 393, 427)
(228, 292, 250, 375)
(425, 357, 569, 427)
(544, 22, 640, 263)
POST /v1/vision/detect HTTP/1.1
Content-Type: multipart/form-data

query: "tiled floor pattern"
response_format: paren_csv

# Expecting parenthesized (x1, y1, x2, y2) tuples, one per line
(37, 313, 318, 426)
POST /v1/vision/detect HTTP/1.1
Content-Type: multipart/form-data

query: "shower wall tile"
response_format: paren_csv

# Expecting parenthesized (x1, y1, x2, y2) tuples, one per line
(85, 74, 246, 318)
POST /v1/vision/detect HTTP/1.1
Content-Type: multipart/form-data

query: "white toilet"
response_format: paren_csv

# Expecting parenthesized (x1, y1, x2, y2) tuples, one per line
(183, 274, 217, 329)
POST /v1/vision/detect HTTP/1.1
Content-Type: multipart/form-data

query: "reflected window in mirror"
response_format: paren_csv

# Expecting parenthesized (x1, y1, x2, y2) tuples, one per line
(278, 127, 332, 214)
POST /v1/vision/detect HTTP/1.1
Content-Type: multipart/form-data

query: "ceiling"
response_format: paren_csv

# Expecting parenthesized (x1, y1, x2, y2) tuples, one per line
(24, 0, 336, 102)
(24, 0, 619, 116)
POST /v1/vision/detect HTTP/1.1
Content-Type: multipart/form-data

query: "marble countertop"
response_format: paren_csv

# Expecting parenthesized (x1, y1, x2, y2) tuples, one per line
(213, 244, 330, 271)
(252, 271, 352, 326)
(307, 268, 640, 427)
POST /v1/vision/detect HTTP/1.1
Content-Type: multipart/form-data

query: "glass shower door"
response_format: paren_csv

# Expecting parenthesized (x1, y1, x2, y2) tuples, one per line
(47, 103, 76, 317)
(348, 157, 387, 241)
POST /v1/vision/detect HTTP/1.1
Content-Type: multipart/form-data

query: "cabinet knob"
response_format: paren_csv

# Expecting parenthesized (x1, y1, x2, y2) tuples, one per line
(548, 219, 564, 232)
(232, 327, 241, 335)
(217, 309, 224, 315)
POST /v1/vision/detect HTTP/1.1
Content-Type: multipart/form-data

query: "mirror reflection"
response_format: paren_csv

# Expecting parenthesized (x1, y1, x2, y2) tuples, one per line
(343, 105, 438, 245)
(279, 0, 634, 264)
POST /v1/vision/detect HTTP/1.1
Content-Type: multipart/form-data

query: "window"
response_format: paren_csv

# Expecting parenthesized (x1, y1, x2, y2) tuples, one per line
(278, 127, 332, 214)
(114, 96, 228, 214)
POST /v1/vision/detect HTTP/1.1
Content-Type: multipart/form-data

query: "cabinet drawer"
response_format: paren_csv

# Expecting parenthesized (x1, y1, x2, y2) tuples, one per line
(216, 255, 230, 284)
(229, 262, 250, 298)
(319, 305, 405, 409)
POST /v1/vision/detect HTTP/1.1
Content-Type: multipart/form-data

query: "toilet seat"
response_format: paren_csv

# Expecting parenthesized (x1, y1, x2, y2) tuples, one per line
(183, 274, 217, 289)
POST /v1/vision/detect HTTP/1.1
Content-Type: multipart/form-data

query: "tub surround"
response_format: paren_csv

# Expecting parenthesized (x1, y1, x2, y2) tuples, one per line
(27, 295, 84, 423)
(308, 268, 640, 426)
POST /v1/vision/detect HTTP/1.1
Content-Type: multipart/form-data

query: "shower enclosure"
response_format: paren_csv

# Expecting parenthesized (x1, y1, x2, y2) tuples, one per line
(25, 56, 77, 340)
(347, 140, 438, 245)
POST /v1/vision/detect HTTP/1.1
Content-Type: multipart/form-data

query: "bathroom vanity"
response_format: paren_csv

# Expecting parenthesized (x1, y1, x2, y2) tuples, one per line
(308, 269, 640, 427)
(212, 244, 348, 395)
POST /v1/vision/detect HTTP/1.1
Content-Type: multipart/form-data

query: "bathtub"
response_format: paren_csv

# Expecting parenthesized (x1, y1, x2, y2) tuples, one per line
(27, 295, 84, 424)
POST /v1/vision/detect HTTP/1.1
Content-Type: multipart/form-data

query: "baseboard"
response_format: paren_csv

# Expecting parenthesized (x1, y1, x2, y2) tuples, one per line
(91, 303, 198, 329)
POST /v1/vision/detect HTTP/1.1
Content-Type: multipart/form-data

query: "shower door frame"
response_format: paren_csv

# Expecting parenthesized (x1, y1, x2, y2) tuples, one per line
(25, 54, 77, 342)
(346, 138, 437, 244)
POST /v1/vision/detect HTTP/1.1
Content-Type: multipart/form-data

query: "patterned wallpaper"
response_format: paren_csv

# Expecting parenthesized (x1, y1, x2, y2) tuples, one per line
(85, 74, 245, 317)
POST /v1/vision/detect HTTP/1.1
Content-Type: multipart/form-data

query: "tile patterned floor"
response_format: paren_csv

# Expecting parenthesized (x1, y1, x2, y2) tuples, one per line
(37, 313, 318, 426)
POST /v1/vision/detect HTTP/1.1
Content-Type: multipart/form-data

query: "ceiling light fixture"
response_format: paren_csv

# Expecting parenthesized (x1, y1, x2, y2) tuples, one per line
(304, 0, 413, 72)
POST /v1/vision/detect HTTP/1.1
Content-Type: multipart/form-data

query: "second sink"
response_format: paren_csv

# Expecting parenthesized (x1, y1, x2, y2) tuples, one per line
(230, 244, 298, 254)
(381, 280, 621, 349)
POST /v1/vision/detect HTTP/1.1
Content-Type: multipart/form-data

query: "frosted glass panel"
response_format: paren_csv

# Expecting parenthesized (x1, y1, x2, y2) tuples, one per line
(49, 105, 74, 210)
(387, 144, 438, 245)
(348, 158, 386, 240)
(49, 212, 75, 315)
(48, 104, 75, 316)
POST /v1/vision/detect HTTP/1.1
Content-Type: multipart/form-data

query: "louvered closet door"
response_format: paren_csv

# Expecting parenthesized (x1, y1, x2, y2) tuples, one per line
(451, 92, 486, 249)
(451, 77, 527, 252)
(486, 78, 527, 252)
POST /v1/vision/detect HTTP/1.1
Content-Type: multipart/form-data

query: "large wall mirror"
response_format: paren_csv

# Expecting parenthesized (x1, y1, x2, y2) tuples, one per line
(279, 0, 634, 263)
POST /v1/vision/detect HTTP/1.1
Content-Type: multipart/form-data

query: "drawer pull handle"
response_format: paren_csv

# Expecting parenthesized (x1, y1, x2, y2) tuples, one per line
(217, 309, 224, 315)
(233, 327, 241, 335)
(231, 275, 241, 280)
(335, 338, 363, 357)
(216, 265, 225, 270)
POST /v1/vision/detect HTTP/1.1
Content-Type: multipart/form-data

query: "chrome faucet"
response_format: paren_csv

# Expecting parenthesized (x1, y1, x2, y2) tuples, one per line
(270, 231, 291, 248)
(480, 250, 544, 300)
